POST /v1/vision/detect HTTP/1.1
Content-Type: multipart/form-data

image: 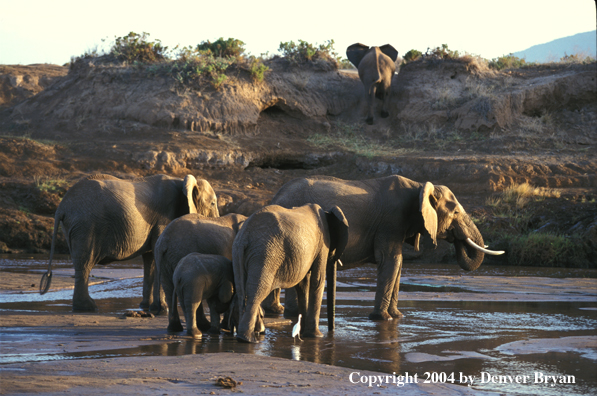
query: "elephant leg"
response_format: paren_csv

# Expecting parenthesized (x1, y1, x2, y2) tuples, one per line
(366, 84, 377, 125)
(237, 300, 265, 343)
(388, 257, 404, 318)
(72, 259, 98, 312)
(140, 252, 154, 311)
(261, 289, 284, 315)
(196, 301, 212, 332)
(179, 290, 202, 339)
(370, 251, 402, 321)
(221, 309, 231, 332)
(146, 254, 166, 314)
(237, 269, 273, 343)
(293, 277, 310, 332)
(283, 287, 299, 318)
(255, 306, 266, 334)
(166, 280, 184, 333)
(168, 288, 184, 334)
(207, 299, 222, 334)
(304, 258, 325, 338)
(381, 89, 391, 118)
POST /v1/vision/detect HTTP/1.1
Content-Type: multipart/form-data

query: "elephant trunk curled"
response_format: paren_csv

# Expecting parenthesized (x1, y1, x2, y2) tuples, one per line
(453, 214, 485, 272)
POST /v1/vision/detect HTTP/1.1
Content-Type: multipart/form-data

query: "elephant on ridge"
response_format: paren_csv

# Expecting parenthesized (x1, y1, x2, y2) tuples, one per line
(346, 43, 398, 125)
(233, 203, 349, 343)
(154, 213, 250, 333)
(40, 174, 219, 312)
(267, 175, 504, 321)
(172, 253, 235, 338)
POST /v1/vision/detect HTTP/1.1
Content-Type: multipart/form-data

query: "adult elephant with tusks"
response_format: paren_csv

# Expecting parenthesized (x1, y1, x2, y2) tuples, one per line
(266, 175, 504, 321)
(346, 43, 398, 125)
(40, 174, 219, 313)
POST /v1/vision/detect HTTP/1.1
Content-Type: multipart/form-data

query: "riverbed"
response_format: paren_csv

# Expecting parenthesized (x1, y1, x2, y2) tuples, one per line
(1, 255, 596, 395)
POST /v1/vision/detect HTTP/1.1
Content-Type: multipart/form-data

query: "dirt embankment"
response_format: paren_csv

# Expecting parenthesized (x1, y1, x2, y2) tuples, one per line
(0, 57, 595, 265)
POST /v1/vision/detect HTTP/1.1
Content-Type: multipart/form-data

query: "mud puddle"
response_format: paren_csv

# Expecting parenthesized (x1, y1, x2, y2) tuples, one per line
(1, 256, 596, 395)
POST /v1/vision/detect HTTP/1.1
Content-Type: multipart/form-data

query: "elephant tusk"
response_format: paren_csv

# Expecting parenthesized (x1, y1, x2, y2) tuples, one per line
(337, 259, 343, 267)
(466, 238, 505, 255)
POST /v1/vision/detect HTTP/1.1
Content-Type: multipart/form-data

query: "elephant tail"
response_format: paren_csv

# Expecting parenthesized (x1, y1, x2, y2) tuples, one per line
(40, 212, 63, 294)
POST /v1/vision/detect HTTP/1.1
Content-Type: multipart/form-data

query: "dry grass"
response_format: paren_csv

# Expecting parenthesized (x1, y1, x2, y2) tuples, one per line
(307, 122, 417, 158)
(488, 182, 561, 210)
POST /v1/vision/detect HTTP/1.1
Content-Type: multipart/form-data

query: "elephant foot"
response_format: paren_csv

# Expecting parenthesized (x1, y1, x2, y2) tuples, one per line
(208, 326, 221, 335)
(167, 321, 184, 333)
(366, 116, 374, 125)
(302, 329, 323, 338)
(236, 334, 259, 343)
(368, 311, 393, 321)
(73, 298, 98, 312)
(149, 301, 167, 315)
(255, 318, 266, 334)
(262, 302, 284, 316)
(388, 307, 403, 319)
(381, 110, 390, 118)
(139, 300, 150, 310)
(187, 329, 203, 339)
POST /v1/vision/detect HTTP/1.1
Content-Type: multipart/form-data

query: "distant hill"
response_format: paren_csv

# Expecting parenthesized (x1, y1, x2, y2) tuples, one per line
(512, 30, 596, 63)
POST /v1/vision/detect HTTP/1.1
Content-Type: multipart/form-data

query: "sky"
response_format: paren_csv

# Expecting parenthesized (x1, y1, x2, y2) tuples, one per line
(1, 0, 595, 65)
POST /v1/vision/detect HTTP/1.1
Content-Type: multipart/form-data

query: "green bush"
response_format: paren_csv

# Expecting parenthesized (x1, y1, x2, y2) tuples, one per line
(196, 37, 246, 59)
(488, 54, 526, 70)
(403, 49, 422, 63)
(278, 39, 339, 66)
(425, 44, 459, 60)
(248, 58, 270, 82)
(149, 54, 233, 90)
(338, 58, 354, 69)
(111, 32, 168, 63)
(505, 232, 589, 267)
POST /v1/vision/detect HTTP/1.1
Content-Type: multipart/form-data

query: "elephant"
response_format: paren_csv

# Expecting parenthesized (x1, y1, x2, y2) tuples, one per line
(154, 212, 249, 333)
(172, 253, 235, 338)
(346, 43, 398, 125)
(232, 203, 349, 343)
(268, 175, 504, 321)
(40, 174, 219, 312)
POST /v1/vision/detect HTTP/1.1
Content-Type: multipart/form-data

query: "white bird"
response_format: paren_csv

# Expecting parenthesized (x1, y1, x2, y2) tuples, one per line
(292, 314, 302, 343)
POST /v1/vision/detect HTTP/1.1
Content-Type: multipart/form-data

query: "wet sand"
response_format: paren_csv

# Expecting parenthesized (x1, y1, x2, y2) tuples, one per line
(1, 262, 596, 395)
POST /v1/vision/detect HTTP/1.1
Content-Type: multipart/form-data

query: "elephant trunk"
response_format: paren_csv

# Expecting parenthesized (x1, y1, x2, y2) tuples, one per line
(326, 259, 337, 331)
(453, 214, 485, 272)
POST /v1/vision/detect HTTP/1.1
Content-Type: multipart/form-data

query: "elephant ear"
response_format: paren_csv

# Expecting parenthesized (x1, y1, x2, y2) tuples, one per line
(346, 43, 370, 68)
(183, 175, 199, 214)
(379, 44, 398, 62)
(419, 182, 438, 249)
(325, 206, 349, 262)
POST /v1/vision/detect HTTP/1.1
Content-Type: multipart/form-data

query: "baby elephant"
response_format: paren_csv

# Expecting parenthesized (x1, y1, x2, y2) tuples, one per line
(172, 253, 235, 338)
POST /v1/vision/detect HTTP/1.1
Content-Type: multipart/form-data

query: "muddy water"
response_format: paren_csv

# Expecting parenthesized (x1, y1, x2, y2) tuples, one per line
(1, 256, 596, 395)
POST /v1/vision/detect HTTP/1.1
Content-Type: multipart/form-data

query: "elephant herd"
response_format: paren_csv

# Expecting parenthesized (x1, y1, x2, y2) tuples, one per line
(40, 172, 503, 343)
